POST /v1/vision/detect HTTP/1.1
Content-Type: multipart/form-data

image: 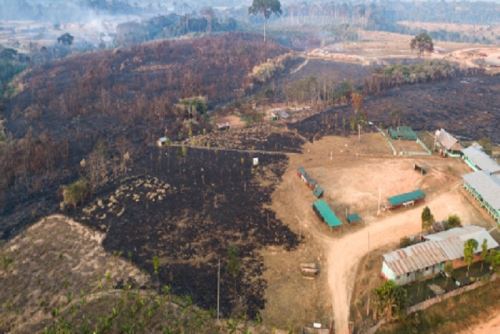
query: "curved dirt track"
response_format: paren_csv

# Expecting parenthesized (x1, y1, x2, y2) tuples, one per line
(323, 187, 482, 334)
(271, 135, 488, 333)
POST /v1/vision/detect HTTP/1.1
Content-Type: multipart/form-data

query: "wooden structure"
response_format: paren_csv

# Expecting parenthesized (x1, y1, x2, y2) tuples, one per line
(300, 262, 320, 278)
(414, 163, 428, 175)
(216, 122, 230, 131)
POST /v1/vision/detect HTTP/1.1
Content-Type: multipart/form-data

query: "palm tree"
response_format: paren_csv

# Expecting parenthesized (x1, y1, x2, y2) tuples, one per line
(480, 239, 488, 271)
(464, 239, 479, 277)
(249, 0, 282, 43)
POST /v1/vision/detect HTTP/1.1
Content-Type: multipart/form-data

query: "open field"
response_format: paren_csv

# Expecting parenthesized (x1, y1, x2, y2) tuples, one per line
(307, 30, 500, 74)
(397, 21, 500, 44)
(260, 238, 332, 331)
(313, 30, 494, 58)
(268, 133, 493, 334)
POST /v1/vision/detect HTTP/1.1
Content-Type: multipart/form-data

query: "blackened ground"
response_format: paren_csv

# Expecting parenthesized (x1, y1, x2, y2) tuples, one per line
(72, 147, 299, 319)
(290, 74, 500, 143)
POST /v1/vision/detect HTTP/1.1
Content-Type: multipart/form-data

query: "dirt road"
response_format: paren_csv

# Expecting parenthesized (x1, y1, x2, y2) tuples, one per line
(325, 187, 482, 334)
(270, 134, 489, 333)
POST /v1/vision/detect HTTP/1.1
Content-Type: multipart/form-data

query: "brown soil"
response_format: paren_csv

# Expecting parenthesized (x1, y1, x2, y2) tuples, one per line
(390, 139, 428, 154)
(0, 215, 149, 333)
(463, 312, 500, 334)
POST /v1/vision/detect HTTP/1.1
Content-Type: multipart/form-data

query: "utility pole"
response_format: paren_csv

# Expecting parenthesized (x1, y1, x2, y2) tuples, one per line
(377, 187, 382, 216)
(217, 258, 220, 321)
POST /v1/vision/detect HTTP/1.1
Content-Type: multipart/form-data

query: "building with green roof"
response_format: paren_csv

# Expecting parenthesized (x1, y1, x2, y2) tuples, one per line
(388, 126, 417, 141)
(387, 189, 425, 209)
(347, 213, 362, 224)
(297, 167, 317, 189)
(313, 200, 342, 228)
(313, 185, 324, 198)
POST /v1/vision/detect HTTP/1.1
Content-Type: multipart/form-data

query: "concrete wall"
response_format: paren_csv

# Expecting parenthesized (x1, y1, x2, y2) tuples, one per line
(406, 274, 498, 314)
(463, 183, 500, 223)
(382, 262, 444, 285)
(381, 261, 396, 281)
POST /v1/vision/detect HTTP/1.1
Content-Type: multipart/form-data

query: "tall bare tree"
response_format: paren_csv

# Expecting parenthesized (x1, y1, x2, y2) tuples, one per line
(249, 0, 282, 43)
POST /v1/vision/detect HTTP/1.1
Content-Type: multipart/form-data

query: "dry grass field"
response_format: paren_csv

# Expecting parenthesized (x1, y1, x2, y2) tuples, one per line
(0, 215, 149, 333)
(397, 21, 500, 42)
(307, 30, 499, 73)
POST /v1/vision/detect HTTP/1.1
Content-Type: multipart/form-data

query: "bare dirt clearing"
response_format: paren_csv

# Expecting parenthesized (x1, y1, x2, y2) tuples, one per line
(307, 31, 499, 73)
(269, 134, 490, 334)
(397, 21, 500, 44)
(463, 313, 500, 334)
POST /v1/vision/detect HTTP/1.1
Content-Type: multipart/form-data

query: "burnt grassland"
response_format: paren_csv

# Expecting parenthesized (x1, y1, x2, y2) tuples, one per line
(69, 147, 299, 319)
(0, 33, 289, 238)
(290, 74, 500, 142)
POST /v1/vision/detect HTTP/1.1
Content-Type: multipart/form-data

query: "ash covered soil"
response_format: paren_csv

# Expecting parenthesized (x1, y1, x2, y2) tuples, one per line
(70, 147, 299, 319)
(291, 74, 500, 142)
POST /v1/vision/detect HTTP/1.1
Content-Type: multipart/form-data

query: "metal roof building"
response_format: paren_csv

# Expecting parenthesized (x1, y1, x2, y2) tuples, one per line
(382, 225, 499, 285)
(424, 225, 499, 259)
(463, 171, 500, 223)
(297, 167, 317, 188)
(461, 145, 500, 173)
(313, 200, 342, 228)
(383, 241, 449, 277)
(434, 128, 462, 154)
(387, 189, 425, 208)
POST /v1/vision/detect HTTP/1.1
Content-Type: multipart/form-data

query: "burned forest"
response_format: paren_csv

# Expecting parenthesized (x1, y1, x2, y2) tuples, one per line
(1, 2, 500, 333)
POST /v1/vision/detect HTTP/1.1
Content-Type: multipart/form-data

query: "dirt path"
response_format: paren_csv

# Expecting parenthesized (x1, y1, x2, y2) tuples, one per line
(290, 57, 309, 74)
(322, 187, 481, 334)
(462, 313, 500, 334)
(165, 143, 291, 156)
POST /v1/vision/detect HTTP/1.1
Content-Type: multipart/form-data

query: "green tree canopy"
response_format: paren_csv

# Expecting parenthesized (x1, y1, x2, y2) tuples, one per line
(486, 249, 500, 272)
(464, 238, 479, 277)
(373, 280, 408, 320)
(446, 214, 462, 229)
(421, 206, 434, 232)
(57, 33, 74, 46)
(410, 32, 434, 56)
